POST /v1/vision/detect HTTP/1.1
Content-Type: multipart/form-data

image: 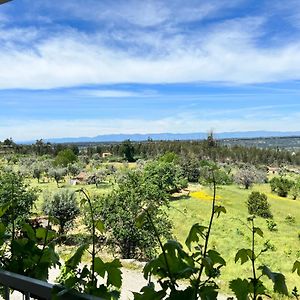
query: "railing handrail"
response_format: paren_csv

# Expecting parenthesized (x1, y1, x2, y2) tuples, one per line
(0, 269, 103, 299)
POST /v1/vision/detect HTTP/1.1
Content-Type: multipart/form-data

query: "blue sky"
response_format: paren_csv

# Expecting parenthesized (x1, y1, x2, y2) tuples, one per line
(1, 0, 300, 140)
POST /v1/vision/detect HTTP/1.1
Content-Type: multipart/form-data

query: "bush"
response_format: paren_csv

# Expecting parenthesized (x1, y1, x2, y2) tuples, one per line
(0, 170, 37, 227)
(285, 214, 296, 224)
(43, 189, 80, 235)
(247, 192, 273, 219)
(269, 177, 293, 197)
(266, 219, 278, 232)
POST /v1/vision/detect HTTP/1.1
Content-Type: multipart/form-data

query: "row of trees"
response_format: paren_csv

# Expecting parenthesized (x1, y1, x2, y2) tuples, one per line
(2, 136, 300, 165)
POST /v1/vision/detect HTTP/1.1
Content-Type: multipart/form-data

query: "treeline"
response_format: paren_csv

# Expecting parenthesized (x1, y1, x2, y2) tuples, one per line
(1, 137, 300, 165)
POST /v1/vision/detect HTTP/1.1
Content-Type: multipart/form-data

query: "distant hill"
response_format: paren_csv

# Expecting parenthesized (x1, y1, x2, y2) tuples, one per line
(20, 131, 300, 144)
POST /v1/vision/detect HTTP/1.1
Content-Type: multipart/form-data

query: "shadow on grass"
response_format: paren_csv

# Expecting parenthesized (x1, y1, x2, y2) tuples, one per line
(170, 195, 190, 202)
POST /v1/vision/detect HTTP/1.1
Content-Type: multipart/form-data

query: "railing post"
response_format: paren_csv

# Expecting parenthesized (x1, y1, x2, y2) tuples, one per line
(4, 285, 10, 300)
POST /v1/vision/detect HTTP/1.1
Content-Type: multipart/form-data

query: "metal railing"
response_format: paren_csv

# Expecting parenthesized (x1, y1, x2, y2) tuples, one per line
(0, 270, 102, 300)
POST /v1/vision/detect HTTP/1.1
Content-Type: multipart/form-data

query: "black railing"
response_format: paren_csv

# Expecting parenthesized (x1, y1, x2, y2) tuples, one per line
(0, 269, 103, 300)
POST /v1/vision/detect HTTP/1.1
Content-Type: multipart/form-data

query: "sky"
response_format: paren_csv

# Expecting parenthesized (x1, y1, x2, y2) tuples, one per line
(1, 0, 300, 141)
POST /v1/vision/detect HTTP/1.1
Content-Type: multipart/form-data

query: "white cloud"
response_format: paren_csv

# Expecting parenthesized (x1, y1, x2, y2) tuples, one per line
(0, 2, 300, 88)
(1, 22, 300, 89)
(76, 89, 149, 98)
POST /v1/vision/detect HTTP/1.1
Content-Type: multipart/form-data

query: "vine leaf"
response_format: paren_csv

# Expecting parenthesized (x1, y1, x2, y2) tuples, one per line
(0, 203, 10, 218)
(260, 266, 288, 295)
(94, 219, 105, 233)
(94, 257, 122, 288)
(214, 205, 226, 218)
(65, 244, 88, 269)
(229, 278, 250, 300)
(234, 249, 253, 265)
(292, 261, 300, 276)
(253, 227, 264, 238)
(185, 223, 207, 251)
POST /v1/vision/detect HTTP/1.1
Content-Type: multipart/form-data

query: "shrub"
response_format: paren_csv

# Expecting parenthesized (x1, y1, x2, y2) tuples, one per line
(266, 219, 278, 232)
(247, 191, 273, 219)
(269, 177, 293, 197)
(43, 189, 80, 235)
(0, 170, 37, 227)
(285, 214, 296, 224)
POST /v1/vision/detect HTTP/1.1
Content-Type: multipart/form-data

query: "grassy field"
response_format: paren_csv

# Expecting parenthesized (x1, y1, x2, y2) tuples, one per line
(19, 164, 300, 295)
(169, 183, 300, 295)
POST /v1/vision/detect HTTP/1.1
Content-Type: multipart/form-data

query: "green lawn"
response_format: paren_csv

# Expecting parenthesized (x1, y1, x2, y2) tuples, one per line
(169, 183, 300, 295)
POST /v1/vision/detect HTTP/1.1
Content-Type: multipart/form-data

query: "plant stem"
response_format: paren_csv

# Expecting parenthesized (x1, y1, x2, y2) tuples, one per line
(80, 189, 96, 287)
(251, 219, 257, 300)
(146, 210, 176, 291)
(194, 171, 217, 299)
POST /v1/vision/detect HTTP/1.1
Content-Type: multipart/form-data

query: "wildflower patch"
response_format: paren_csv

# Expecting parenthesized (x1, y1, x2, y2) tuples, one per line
(190, 190, 221, 201)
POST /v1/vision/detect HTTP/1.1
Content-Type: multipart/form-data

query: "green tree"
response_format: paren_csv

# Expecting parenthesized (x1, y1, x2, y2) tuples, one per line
(247, 192, 273, 219)
(49, 168, 67, 187)
(143, 160, 188, 194)
(0, 170, 37, 236)
(43, 189, 80, 235)
(120, 139, 135, 162)
(96, 169, 172, 259)
(270, 177, 293, 197)
(54, 149, 77, 167)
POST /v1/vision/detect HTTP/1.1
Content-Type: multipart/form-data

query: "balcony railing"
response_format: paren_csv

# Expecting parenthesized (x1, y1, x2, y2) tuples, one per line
(0, 269, 103, 300)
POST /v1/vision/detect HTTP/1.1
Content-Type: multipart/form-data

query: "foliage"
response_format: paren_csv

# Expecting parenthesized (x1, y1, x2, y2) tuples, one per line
(43, 189, 80, 235)
(143, 160, 188, 194)
(95, 168, 172, 259)
(67, 162, 81, 177)
(290, 179, 300, 200)
(285, 214, 296, 224)
(247, 192, 273, 219)
(199, 162, 233, 185)
(54, 149, 77, 167)
(266, 219, 278, 232)
(134, 167, 227, 299)
(269, 177, 293, 197)
(234, 166, 266, 189)
(0, 203, 59, 282)
(120, 139, 135, 162)
(158, 151, 179, 164)
(0, 169, 37, 229)
(180, 157, 201, 182)
(57, 189, 122, 299)
(230, 216, 288, 300)
(49, 167, 67, 187)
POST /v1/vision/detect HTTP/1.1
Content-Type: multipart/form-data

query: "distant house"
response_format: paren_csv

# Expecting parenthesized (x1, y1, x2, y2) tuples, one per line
(70, 171, 88, 185)
(102, 152, 112, 158)
(267, 166, 279, 174)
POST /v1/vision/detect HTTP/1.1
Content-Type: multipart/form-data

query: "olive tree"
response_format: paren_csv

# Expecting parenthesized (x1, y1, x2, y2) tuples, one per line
(43, 189, 79, 235)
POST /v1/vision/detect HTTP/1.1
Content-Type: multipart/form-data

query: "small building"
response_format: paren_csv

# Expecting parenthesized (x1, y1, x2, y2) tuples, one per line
(70, 171, 88, 185)
(267, 166, 279, 174)
(102, 152, 112, 158)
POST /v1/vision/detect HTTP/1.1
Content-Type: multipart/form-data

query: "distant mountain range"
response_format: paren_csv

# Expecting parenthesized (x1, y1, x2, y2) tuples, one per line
(20, 131, 300, 144)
